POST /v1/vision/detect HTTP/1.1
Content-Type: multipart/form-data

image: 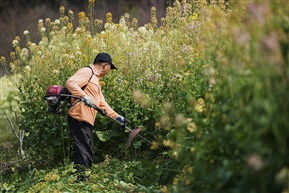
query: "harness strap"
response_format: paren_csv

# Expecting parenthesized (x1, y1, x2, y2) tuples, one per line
(81, 66, 94, 90)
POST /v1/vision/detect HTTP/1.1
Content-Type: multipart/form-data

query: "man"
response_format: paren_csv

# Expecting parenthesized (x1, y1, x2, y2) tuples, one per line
(66, 52, 124, 180)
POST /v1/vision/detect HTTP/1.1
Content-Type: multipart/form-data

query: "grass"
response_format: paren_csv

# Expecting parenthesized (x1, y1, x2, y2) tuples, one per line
(0, 75, 22, 168)
(1, 158, 169, 192)
(0, 75, 19, 142)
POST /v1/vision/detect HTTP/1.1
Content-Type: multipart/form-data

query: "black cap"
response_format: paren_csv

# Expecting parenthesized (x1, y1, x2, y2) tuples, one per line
(93, 53, 117, 70)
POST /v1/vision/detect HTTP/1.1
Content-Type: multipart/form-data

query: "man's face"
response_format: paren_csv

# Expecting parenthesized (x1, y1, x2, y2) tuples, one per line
(99, 62, 111, 77)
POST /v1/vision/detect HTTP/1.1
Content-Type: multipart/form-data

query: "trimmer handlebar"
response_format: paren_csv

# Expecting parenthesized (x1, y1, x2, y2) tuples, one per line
(44, 94, 129, 124)
(78, 99, 131, 127)
(44, 93, 150, 144)
(92, 104, 131, 126)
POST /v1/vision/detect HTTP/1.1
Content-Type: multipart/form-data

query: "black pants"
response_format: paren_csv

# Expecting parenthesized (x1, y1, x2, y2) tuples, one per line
(67, 115, 93, 169)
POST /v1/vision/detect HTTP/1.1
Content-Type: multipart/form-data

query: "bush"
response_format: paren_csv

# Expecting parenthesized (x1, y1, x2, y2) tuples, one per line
(172, 2, 289, 193)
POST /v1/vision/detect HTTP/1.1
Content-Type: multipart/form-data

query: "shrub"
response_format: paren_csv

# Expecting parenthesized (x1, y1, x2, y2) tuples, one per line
(2, 0, 206, 166)
(172, 2, 289, 193)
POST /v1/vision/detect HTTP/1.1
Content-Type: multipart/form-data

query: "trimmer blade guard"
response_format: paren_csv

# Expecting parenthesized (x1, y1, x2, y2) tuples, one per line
(127, 128, 142, 147)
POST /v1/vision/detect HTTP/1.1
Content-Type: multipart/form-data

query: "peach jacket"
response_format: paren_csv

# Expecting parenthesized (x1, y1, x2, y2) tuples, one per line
(66, 65, 118, 126)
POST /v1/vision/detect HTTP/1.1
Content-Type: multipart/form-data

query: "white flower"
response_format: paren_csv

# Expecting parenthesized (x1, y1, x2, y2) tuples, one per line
(12, 40, 19, 47)
(25, 65, 31, 71)
(119, 17, 126, 26)
(49, 32, 55, 37)
(23, 30, 29, 35)
(55, 19, 60, 24)
(75, 27, 81, 32)
(41, 27, 46, 32)
(138, 26, 147, 34)
(38, 19, 43, 23)
(20, 48, 29, 58)
(53, 70, 59, 74)
(104, 23, 116, 31)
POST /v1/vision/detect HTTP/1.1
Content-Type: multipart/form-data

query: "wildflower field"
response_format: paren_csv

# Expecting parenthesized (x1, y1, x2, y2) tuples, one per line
(1, 1, 289, 192)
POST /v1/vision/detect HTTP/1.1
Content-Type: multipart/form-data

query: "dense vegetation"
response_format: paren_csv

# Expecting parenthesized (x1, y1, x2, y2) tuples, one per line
(0, 0, 167, 76)
(1, 0, 288, 192)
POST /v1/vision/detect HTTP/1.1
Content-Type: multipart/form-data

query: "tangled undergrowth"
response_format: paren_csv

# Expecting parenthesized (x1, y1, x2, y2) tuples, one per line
(1, 158, 177, 192)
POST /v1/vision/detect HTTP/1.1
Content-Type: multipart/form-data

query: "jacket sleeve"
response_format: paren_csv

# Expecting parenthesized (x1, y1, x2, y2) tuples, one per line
(99, 90, 118, 119)
(66, 68, 91, 98)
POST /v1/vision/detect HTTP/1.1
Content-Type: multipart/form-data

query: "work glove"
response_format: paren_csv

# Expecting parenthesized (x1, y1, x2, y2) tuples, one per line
(83, 95, 93, 107)
(116, 115, 125, 124)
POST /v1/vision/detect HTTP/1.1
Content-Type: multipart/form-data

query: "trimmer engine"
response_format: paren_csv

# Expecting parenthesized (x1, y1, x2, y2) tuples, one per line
(43, 85, 70, 113)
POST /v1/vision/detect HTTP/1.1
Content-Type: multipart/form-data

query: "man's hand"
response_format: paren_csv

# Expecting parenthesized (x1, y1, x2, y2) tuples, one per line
(116, 115, 125, 123)
(83, 96, 93, 107)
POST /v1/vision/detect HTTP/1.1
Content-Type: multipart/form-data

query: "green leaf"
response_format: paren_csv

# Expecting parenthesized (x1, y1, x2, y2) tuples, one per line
(95, 130, 115, 142)
(133, 141, 142, 149)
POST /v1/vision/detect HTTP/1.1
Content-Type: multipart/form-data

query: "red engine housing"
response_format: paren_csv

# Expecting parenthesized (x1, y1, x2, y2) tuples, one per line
(46, 85, 64, 96)
(43, 85, 70, 113)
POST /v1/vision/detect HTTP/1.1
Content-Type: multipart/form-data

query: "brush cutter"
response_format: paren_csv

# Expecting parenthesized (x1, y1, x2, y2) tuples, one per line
(43, 85, 151, 146)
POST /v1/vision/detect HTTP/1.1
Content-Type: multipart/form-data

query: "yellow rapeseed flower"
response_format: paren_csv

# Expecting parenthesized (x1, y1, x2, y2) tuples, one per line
(64, 16, 69, 23)
(172, 175, 179, 185)
(78, 11, 86, 19)
(91, 184, 99, 191)
(150, 141, 159, 150)
(10, 52, 15, 59)
(189, 12, 198, 21)
(160, 186, 168, 193)
(44, 173, 60, 182)
(68, 177, 75, 184)
(187, 122, 197, 132)
(59, 6, 65, 14)
(45, 18, 51, 26)
(94, 19, 103, 27)
(163, 139, 176, 148)
(155, 122, 160, 128)
(67, 22, 73, 30)
(88, 0, 95, 6)
(68, 10, 74, 18)
(52, 26, 59, 31)
(151, 6, 156, 17)
(195, 103, 203, 112)
(100, 81, 105, 87)
(0, 56, 6, 65)
(131, 18, 138, 29)
(106, 12, 113, 23)
(275, 167, 289, 184)
(15, 36, 20, 41)
(197, 98, 204, 105)
(109, 92, 114, 98)
(195, 98, 205, 113)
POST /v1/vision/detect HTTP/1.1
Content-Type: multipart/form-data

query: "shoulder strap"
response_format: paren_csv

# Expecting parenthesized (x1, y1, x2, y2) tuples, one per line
(81, 66, 94, 90)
